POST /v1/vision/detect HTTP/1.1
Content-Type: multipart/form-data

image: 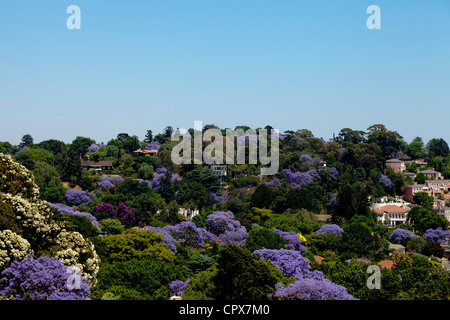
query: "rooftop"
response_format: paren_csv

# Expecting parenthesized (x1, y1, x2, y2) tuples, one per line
(374, 205, 410, 214)
(377, 260, 394, 269)
(386, 159, 403, 163)
(81, 160, 113, 166)
(420, 169, 440, 174)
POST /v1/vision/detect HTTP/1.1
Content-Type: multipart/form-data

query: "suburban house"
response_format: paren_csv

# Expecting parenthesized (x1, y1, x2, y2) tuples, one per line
(397, 153, 412, 162)
(433, 206, 450, 223)
(403, 172, 416, 181)
(205, 163, 229, 182)
(419, 169, 442, 180)
(404, 179, 450, 203)
(433, 199, 447, 208)
(81, 159, 113, 173)
(178, 207, 199, 220)
(374, 205, 410, 226)
(386, 159, 406, 173)
(133, 149, 158, 157)
(404, 183, 432, 203)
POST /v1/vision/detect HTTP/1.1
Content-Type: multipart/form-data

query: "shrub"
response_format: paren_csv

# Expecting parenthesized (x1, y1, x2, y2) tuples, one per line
(0, 255, 90, 300)
(65, 189, 96, 206)
(98, 229, 175, 263)
(244, 227, 286, 252)
(94, 258, 186, 300)
(315, 224, 343, 235)
(388, 228, 416, 245)
(99, 218, 125, 235)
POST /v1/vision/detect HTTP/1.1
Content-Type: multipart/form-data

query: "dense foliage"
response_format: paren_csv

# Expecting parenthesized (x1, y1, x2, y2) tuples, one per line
(1, 125, 449, 301)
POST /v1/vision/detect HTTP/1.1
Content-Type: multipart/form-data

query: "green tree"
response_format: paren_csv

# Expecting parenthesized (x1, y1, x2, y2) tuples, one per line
(144, 130, 153, 143)
(414, 173, 426, 185)
(177, 182, 211, 209)
(335, 183, 370, 220)
(407, 206, 448, 232)
(96, 229, 174, 263)
(94, 258, 185, 300)
(212, 244, 282, 300)
(99, 218, 126, 235)
(15, 148, 55, 165)
(20, 134, 34, 148)
(183, 265, 218, 300)
(244, 227, 286, 252)
(123, 135, 140, 153)
(285, 183, 322, 213)
(37, 139, 65, 155)
(52, 212, 99, 238)
(128, 191, 164, 224)
(137, 162, 154, 180)
(251, 183, 275, 209)
(412, 192, 433, 208)
(335, 128, 367, 145)
(163, 126, 174, 138)
(70, 136, 96, 156)
(405, 139, 424, 159)
(340, 222, 375, 256)
(185, 169, 220, 193)
(32, 161, 61, 191)
(426, 138, 449, 157)
(421, 241, 445, 258)
(366, 124, 404, 159)
(116, 133, 129, 143)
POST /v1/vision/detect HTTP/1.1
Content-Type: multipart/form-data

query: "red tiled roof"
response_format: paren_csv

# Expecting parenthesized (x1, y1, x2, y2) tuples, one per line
(374, 205, 410, 214)
(377, 260, 394, 269)
(314, 255, 324, 264)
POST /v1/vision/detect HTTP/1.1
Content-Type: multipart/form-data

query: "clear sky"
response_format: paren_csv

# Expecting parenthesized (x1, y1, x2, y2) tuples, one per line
(0, 1, 449, 145)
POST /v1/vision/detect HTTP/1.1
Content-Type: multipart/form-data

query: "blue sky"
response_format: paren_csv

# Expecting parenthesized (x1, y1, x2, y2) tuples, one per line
(0, 1, 449, 145)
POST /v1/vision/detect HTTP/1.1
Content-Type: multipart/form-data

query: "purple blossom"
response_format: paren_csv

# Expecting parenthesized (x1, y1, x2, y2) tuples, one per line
(169, 279, 190, 297)
(144, 141, 161, 151)
(329, 193, 338, 207)
(264, 178, 281, 189)
(50, 202, 100, 229)
(86, 144, 100, 153)
(148, 168, 180, 191)
(0, 255, 90, 300)
(210, 192, 228, 204)
(65, 189, 95, 206)
(282, 169, 315, 188)
(273, 229, 306, 252)
(218, 227, 248, 247)
(204, 211, 240, 235)
(380, 174, 393, 189)
(300, 154, 312, 163)
(138, 226, 177, 253)
(94, 203, 137, 225)
(423, 227, 450, 244)
(252, 249, 312, 280)
(163, 221, 217, 249)
(115, 203, 137, 224)
(315, 224, 343, 235)
(15, 146, 29, 155)
(327, 167, 339, 181)
(274, 278, 357, 300)
(389, 228, 416, 245)
(253, 249, 356, 300)
(97, 176, 124, 191)
(204, 211, 247, 247)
